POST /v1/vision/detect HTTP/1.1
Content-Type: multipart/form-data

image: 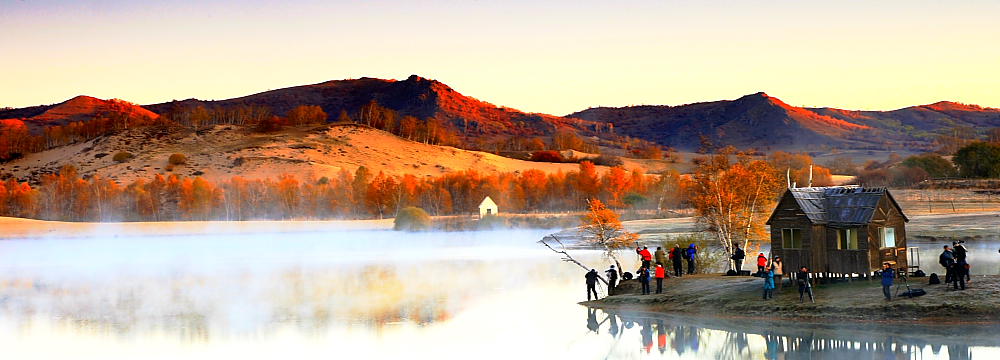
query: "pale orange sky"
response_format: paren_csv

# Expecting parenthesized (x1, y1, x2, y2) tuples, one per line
(2, 0, 998, 115)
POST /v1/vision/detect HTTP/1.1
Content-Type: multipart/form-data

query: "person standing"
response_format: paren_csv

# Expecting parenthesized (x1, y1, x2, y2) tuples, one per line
(771, 256, 785, 291)
(952, 259, 967, 290)
(654, 247, 667, 274)
(762, 267, 775, 300)
(636, 246, 653, 270)
(731, 244, 746, 273)
(797, 266, 814, 303)
(939, 245, 955, 284)
(670, 245, 684, 277)
(605, 265, 619, 296)
(638, 267, 651, 295)
(586, 269, 600, 301)
(954, 241, 971, 282)
(685, 243, 698, 275)
(756, 253, 768, 275)
(654, 263, 666, 294)
(881, 263, 895, 301)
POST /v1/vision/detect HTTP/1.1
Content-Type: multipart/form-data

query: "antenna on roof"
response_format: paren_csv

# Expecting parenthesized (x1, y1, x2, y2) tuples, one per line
(786, 168, 791, 189)
(808, 165, 813, 187)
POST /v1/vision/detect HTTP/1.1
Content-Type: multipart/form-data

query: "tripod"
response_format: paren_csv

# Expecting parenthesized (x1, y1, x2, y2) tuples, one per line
(894, 272, 913, 299)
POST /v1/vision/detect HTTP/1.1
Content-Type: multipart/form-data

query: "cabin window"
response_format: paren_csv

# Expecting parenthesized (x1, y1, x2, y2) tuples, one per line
(837, 228, 859, 250)
(781, 228, 802, 249)
(881, 227, 896, 248)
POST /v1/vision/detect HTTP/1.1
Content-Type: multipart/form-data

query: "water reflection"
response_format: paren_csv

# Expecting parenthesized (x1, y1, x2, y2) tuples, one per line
(591, 308, 1000, 359)
(1, 228, 999, 359)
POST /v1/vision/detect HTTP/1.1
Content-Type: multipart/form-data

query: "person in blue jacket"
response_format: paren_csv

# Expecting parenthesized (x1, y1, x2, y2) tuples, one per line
(762, 267, 775, 300)
(881, 262, 895, 301)
(685, 243, 698, 275)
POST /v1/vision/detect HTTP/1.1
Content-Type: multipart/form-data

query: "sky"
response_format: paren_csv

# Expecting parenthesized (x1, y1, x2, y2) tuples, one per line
(2, 0, 999, 115)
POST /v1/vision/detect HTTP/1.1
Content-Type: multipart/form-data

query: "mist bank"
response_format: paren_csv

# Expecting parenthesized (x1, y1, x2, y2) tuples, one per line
(585, 274, 1000, 323)
(0, 216, 393, 240)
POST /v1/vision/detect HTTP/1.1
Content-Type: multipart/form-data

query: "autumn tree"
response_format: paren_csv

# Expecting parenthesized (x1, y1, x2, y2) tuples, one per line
(687, 148, 784, 270)
(286, 105, 328, 125)
(365, 171, 398, 219)
(579, 199, 638, 276)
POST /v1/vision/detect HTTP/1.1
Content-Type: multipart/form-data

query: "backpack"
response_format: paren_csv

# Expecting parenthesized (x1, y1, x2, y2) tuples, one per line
(682, 250, 690, 260)
(929, 273, 940, 285)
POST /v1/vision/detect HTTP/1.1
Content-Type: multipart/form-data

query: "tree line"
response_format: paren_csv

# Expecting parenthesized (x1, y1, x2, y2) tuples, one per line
(0, 162, 681, 222)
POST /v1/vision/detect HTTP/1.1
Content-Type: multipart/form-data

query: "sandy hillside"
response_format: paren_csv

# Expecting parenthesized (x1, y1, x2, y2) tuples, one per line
(0, 123, 642, 184)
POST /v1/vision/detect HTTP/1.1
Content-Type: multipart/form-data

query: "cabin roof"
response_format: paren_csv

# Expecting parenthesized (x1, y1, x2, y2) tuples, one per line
(766, 186, 908, 226)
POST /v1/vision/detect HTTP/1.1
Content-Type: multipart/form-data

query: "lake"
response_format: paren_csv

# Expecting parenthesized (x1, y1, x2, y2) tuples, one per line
(1, 226, 999, 359)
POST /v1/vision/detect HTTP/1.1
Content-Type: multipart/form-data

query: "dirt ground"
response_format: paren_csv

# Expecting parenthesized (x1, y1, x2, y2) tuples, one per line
(586, 273, 1000, 322)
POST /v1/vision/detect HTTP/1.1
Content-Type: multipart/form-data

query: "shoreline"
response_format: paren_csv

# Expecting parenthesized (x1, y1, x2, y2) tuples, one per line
(582, 273, 1000, 323)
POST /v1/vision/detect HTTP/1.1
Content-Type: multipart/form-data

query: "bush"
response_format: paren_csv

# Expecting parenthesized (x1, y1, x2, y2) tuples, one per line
(661, 233, 726, 274)
(954, 142, 1000, 178)
(902, 153, 957, 178)
(168, 153, 187, 165)
(529, 150, 565, 163)
(591, 154, 623, 167)
(394, 206, 432, 231)
(113, 151, 134, 163)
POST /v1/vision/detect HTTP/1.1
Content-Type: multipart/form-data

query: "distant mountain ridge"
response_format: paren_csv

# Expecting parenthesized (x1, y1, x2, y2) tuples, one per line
(4, 76, 999, 152)
(144, 75, 608, 139)
(568, 93, 1000, 151)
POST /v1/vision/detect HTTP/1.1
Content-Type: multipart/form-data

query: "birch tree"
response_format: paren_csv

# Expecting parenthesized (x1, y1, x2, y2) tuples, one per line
(687, 147, 783, 270)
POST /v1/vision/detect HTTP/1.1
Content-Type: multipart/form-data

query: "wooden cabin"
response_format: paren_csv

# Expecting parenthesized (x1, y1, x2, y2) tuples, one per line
(766, 186, 909, 277)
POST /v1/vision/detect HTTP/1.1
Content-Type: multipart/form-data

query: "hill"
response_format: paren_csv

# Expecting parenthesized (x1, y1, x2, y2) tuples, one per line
(1, 95, 158, 131)
(568, 94, 1000, 152)
(145, 75, 610, 140)
(0, 123, 623, 185)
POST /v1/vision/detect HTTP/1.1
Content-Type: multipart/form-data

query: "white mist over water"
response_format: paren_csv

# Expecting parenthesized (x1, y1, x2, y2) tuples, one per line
(1, 225, 999, 359)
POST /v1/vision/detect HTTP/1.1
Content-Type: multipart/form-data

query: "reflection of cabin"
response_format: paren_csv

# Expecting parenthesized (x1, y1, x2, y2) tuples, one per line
(478, 196, 498, 218)
(766, 186, 908, 277)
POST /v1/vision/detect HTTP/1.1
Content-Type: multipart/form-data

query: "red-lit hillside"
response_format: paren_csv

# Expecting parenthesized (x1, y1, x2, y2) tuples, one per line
(1, 95, 158, 132)
(145, 75, 610, 139)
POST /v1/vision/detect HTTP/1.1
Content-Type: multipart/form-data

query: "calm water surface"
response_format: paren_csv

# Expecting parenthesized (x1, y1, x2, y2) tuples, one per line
(0, 227, 998, 359)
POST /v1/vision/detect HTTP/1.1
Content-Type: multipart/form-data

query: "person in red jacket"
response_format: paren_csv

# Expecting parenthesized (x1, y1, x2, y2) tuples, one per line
(636, 246, 652, 269)
(655, 264, 666, 294)
(756, 253, 768, 275)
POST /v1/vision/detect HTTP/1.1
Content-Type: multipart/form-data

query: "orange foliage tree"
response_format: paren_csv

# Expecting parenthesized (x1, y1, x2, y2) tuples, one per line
(580, 199, 639, 275)
(687, 147, 784, 270)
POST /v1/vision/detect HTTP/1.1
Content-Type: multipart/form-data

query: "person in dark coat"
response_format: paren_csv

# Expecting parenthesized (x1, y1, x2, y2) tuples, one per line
(685, 243, 698, 274)
(670, 245, 684, 277)
(605, 265, 619, 296)
(954, 241, 971, 282)
(939, 245, 955, 284)
(638, 267, 651, 295)
(586, 269, 600, 300)
(731, 244, 746, 273)
(797, 266, 814, 303)
(881, 263, 895, 300)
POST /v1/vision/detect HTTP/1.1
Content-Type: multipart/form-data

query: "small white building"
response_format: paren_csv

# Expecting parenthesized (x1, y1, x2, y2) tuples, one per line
(478, 196, 498, 218)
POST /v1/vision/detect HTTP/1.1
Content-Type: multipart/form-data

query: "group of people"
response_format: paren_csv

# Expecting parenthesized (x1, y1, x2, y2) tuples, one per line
(634, 245, 698, 295)
(584, 244, 699, 300)
(758, 254, 814, 303)
(938, 241, 971, 290)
